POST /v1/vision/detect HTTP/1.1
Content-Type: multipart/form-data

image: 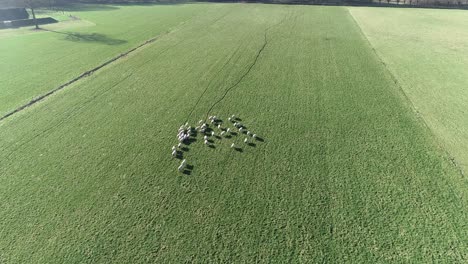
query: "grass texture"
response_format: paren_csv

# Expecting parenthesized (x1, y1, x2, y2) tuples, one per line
(349, 7, 468, 174)
(0, 4, 466, 263)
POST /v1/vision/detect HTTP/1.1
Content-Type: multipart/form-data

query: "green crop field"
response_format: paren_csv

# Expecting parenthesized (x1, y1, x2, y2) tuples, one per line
(0, 3, 467, 263)
(350, 7, 468, 175)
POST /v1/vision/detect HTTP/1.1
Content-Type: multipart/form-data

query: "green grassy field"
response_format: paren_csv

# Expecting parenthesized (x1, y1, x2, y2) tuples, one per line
(0, 3, 215, 116)
(350, 7, 468, 174)
(0, 3, 466, 262)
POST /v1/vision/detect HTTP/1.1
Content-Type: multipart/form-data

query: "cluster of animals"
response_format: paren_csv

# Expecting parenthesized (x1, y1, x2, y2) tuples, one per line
(172, 114, 261, 173)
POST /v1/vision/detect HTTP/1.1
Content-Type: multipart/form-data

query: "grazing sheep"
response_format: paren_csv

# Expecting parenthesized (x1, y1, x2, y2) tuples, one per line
(172, 146, 176, 151)
(231, 115, 236, 119)
(178, 164, 184, 172)
(228, 117, 232, 121)
(199, 120, 203, 124)
(247, 131, 251, 136)
(244, 138, 248, 143)
(204, 139, 209, 145)
(226, 128, 230, 133)
(217, 124, 221, 129)
(231, 143, 235, 148)
(220, 131, 226, 136)
(204, 135, 208, 140)
(181, 159, 187, 166)
(239, 127, 244, 133)
(178, 143, 182, 148)
(253, 134, 257, 139)
(172, 150, 177, 157)
(211, 131, 215, 136)
(201, 128, 206, 133)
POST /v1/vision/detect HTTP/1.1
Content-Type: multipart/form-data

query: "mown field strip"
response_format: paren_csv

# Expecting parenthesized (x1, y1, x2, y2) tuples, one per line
(349, 7, 468, 175)
(0, 4, 466, 263)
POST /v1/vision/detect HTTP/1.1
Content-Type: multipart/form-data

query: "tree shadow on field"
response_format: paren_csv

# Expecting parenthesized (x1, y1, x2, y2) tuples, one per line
(45, 30, 127, 45)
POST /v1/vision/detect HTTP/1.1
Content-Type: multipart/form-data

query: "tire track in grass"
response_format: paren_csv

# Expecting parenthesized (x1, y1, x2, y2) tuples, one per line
(0, 36, 158, 123)
(0, 7, 228, 123)
(203, 10, 293, 120)
(1, 73, 134, 160)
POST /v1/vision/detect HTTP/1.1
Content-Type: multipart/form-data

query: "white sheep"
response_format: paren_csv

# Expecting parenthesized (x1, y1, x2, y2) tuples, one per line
(172, 146, 176, 151)
(247, 131, 251, 136)
(181, 159, 187, 166)
(172, 150, 177, 157)
(211, 131, 215, 136)
(178, 164, 184, 172)
(253, 134, 257, 139)
(244, 138, 248, 143)
(199, 120, 203, 124)
(204, 139, 209, 145)
(231, 143, 235, 148)
(239, 127, 244, 133)
(226, 128, 230, 133)
(220, 131, 226, 136)
(178, 143, 182, 148)
(204, 135, 208, 140)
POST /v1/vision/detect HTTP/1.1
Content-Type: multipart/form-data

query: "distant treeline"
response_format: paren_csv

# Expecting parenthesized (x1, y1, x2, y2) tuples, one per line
(2, 0, 467, 9)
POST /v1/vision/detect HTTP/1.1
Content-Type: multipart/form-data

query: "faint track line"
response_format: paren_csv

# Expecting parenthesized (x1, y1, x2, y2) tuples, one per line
(204, 10, 293, 120)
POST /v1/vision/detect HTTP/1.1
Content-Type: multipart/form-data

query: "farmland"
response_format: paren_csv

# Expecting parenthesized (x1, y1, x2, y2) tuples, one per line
(350, 7, 468, 174)
(0, 3, 467, 263)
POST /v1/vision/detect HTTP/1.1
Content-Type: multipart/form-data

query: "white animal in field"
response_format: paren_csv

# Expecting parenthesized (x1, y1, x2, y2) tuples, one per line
(253, 134, 257, 139)
(211, 131, 215, 136)
(239, 127, 244, 133)
(247, 131, 251, 136)
(178, 165, 184, 172)
(199, 120, 203, 124)
(217, 124, 221, 129)
(231, 143, 235, 148)
(172, 150, 177, 157)
(244, 138, 248, 143)
(231, 115, 236, 119)
(172, 146, 176, 151)
(220, 131, 225, 136)
(204, 135, 208, 140)
(204, 139, 209, 145)
(178, 143, 182, 148)
(226, 128, 230, 133)
(181, 159, 187, 166)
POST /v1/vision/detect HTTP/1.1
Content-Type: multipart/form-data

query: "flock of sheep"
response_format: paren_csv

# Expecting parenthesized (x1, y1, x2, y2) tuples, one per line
(172, 114, 260, 173)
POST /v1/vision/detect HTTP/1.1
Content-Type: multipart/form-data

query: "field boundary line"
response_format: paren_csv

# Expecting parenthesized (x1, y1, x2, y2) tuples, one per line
(0, 36, 161, 123)
(347, 8, 465, 178)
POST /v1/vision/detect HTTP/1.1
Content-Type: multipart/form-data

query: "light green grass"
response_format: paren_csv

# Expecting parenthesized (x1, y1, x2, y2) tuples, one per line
(0, 4, 466, 262)
(0, 3, 216, 116)
(349, 7, 468, 174)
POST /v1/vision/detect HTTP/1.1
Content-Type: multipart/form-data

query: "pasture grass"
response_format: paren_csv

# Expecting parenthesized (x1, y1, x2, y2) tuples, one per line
(0, 3, 217, 116)
(349, 7, 468, 174)
(0, 3, 466, 262)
